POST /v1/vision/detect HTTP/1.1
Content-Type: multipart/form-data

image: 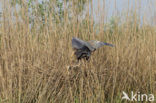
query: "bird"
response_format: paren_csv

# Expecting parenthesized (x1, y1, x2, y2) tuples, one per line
(122, 91, 130, 101)
(72, 37, 114, 60)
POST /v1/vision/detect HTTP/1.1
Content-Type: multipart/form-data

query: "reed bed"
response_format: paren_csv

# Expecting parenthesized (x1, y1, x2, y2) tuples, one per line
(0, 0, 156, 103)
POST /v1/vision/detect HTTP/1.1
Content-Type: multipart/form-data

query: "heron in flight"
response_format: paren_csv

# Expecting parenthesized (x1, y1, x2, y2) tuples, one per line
(72, 37, 114, 60)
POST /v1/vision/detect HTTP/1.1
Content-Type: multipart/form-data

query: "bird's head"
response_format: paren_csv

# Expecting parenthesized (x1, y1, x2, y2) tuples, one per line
(88, 40, 104, 49)
(88, 40, 114, 50)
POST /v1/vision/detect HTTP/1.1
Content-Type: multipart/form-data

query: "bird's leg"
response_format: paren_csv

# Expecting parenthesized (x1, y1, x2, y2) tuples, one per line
(67, 51, 75, 72)
(70, 51, 77, 64)
(67, 50, 81, 74)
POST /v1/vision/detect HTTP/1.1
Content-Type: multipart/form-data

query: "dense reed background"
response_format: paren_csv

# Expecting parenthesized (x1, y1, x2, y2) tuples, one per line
(0, 0, 156, 103)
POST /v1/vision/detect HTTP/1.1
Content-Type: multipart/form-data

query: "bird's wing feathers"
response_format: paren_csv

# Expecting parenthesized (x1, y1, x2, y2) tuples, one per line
(72, 37, 87, 49)
(72, 37, 95, 51)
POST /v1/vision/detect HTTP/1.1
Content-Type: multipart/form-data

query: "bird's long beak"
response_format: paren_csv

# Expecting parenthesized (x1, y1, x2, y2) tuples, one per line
(103, 43, 114, 47)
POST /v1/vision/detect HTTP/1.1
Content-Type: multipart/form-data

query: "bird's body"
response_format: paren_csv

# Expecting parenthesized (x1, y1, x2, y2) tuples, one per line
(74, 46, 91, 60)
(72, 37, 114, 60)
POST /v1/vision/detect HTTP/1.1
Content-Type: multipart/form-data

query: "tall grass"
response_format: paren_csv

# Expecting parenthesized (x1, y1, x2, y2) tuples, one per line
(0, 0, 156, 103)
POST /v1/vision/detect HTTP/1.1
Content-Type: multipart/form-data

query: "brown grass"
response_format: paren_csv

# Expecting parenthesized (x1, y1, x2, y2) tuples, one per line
(0, 0, 156, 103)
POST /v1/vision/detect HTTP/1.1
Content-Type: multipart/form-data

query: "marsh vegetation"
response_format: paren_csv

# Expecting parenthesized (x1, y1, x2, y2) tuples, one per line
(0, 0, 156, 103)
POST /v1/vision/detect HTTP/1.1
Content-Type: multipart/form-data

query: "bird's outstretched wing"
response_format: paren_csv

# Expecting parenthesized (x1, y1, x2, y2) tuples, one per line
(72, 37, 86, 49)
(72, 37, 95, 51)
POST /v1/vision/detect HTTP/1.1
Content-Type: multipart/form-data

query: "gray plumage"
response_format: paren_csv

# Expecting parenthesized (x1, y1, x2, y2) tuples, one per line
(72, 37, 114, 60)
